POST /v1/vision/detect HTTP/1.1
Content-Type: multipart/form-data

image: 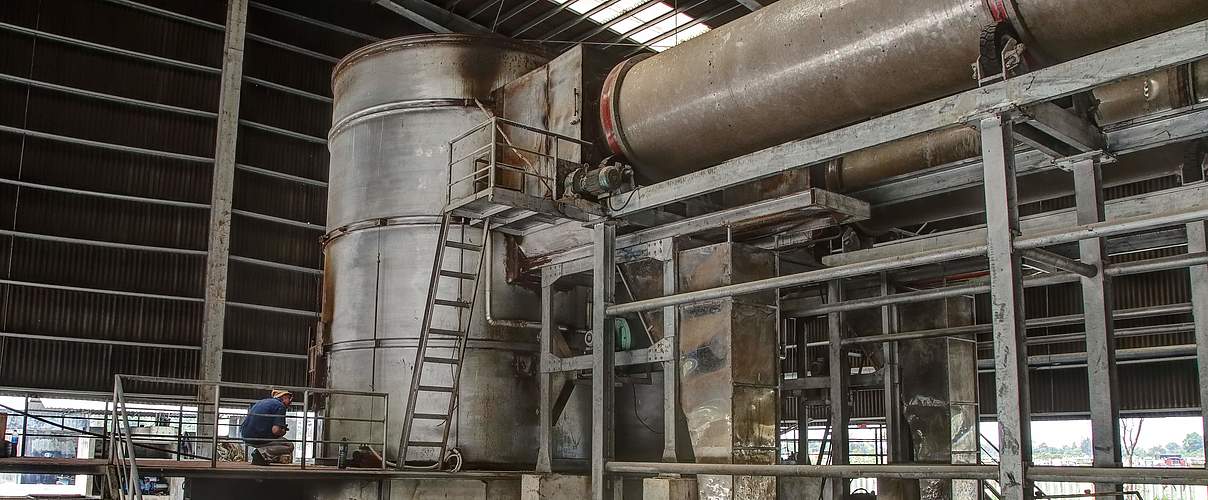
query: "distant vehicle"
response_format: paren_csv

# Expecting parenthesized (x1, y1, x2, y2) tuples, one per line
(1159, 454, 1187, 466)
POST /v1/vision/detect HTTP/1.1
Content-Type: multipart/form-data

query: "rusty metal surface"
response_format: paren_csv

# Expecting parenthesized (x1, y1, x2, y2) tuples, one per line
(1094, 67, 1193, 125)
(330, 34, 546, 126)
(603, 0, 1208, 181)
(835, 127, 981, 191)
(677, 242, 778, 499)
(677, 242, 777, 306)
(1008, 0, 1208, 63)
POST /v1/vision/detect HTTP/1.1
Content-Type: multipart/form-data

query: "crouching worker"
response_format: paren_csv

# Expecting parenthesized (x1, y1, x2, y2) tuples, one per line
(239, 389, 295, 465)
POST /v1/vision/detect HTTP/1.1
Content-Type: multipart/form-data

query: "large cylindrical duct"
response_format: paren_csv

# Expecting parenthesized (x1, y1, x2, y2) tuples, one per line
(323, 35, 548, 466)
(600, 0, 1208, 181)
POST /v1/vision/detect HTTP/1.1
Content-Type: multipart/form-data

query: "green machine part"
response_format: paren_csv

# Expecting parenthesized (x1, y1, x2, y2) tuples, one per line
(614, 318, 633, 351)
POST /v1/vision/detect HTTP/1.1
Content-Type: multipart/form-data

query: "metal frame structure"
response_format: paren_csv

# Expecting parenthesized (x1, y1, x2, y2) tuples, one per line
(107, 375, 390, 499)
(543, 21, 1208, 500)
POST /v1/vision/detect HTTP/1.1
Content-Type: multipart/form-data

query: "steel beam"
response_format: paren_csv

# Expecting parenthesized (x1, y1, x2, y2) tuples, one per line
(540, 0, 626, 41)
(879, 274, 905, 463)
(0, 227, 319, 275)
(1189, 218, 1208, 456)
(622, 5, 741, 57)
(591, 222, 616, 500)
(607, 462, 998, 479)
(827, 279, 849, 498)
(536, 268, 557, 473)
(734, 0, 767, 11)
(248, 1, 380, 42)
(200, 0, 248, 384)
(0, 21, 330, 104)
(604, 0, 708, 45)
(512, 0, 577, 37)
(574, 0, 663, 43)
(606, 21, 1208, 217)
(372, 0, 492, 34)
(980, 114, 1032, 500)
(661, 238, 679, 462)
(1071, 158, 1122, 494)
(609, 204, 1208, 316)
(537, 188, 866, 269)
(0, 123, 326, 188)
(1019, 248, 1096, 278)
(826, 182, 1208, 267)
(1019, 102, 1105, 153)
(849, 103, 1208, 211)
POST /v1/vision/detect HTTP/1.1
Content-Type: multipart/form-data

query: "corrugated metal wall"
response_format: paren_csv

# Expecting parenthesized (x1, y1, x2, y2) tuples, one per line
(0, 0, 421, 395)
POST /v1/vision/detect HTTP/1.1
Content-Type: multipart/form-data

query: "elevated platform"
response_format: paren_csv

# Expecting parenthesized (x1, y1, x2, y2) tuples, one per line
(0, 457, 525, 481)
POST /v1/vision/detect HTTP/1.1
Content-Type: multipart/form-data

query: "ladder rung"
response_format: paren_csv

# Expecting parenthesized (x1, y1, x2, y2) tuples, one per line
(445, 241, 482, 252)
(434, 299, 471, 308)
(423, 356, 460, 365)
(428, 328, 463, 337)
(439, 270, 477, 280)
(417, 385, 454, 393)
(407, 441, 446, 447)
(412, 413, 448, 420)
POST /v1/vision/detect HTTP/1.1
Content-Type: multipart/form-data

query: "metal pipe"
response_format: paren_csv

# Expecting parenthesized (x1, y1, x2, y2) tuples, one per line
(609, 207, 1208, 315)
(1020, 248, 1097, 278)
(976, 344, 1196, 370)
(599, 0, 1208, 180)
(1105, 251, 1208, 276)
(605, 461, 998, 480)
(791, 250, 1203, 319)
(832, 303, 1193, 346)
(1028, 466, 1208, 485)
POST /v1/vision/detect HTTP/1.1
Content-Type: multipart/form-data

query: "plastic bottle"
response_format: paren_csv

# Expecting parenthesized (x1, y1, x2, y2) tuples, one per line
(337, 438, 349, 469)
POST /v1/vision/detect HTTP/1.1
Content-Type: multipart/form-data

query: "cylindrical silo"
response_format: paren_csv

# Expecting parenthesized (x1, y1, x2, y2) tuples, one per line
(323, 34, 548, 467)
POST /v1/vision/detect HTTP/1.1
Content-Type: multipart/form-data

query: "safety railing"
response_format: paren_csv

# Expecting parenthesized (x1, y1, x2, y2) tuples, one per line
(109, 375, 389, 499)
(446, 116, 591, 210)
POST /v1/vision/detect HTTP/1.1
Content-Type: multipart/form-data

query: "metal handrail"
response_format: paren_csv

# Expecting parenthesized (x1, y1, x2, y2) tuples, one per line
(108, 374, 389, 478)
(492, 116, 592, 146)
(446, 116, 596, 211)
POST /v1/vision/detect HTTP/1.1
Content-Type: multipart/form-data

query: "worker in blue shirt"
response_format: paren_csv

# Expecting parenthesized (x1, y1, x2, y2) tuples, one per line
(239, 390, 295, 465)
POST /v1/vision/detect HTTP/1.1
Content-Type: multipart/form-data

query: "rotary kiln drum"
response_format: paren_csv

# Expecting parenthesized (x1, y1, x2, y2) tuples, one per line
(323, 34, 549, 466)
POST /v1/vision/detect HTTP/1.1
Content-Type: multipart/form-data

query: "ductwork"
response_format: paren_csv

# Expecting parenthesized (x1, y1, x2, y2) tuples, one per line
(599, 0, 1208, 182)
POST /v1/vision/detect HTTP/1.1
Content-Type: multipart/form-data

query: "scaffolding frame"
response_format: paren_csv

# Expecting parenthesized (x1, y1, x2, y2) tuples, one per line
(541, 20, 1208, 500)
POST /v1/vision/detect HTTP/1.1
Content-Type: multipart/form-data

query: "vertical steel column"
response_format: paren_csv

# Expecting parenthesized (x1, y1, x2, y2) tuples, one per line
(1188, 219, 1208, 454)
(18, 395, 28, 457)
(592, 222, 617, 500)
(537, 266, 557, 473)
(661, 237, 679, 462)
(380, 394, 389, 470)
(300, 391, 310, 469)
(796, 306, 810, 465)
(827, 279, 849, 499)
(1071, 158, 1122, 493)
(210, 384, 221, 468)
(879, 273, 904, 463)
(979, 115, 1033, 500)
(200, 0, 248, 384)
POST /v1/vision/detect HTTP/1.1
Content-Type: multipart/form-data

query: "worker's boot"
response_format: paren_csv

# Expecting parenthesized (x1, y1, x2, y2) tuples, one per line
(249, 449, 269, 466)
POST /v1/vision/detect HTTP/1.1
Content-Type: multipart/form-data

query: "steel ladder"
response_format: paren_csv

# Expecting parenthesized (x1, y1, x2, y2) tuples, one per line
(397, 213, 490, 470)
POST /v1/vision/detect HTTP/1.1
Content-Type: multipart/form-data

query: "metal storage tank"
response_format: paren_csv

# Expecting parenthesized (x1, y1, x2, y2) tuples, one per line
(322, 34, 549, 466)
